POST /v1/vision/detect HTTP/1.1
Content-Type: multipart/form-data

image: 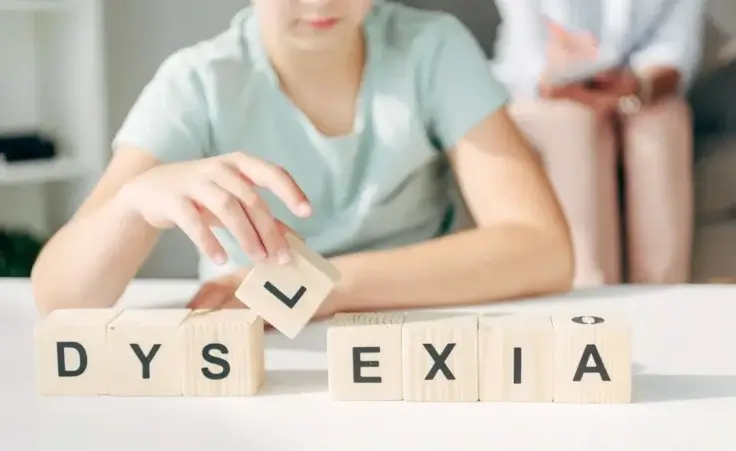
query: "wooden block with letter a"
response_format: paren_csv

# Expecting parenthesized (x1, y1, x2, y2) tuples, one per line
(402, 312, 478, 401)
(35, 308, 122, 396)
(551, 313, 631, 403)
(181, 308, 265, 396)
(105, 309, 191, 396)
(478, 313, 553, 402)
(234, 233, 341, 338)
(327, 312, 404, 400)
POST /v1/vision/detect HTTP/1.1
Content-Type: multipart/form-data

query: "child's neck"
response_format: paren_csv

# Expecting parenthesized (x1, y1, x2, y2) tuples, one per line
(264, 30, 366, 91)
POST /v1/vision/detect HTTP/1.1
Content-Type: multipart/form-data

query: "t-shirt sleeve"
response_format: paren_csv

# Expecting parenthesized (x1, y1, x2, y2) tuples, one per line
(420, 14, 510, 151)
(112, 49, 211, 163)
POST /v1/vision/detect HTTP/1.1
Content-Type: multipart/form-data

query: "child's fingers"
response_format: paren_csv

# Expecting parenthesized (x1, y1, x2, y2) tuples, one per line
(276, 220, 302, 240)
(190, 181, 268, 263)
(168, 198, 228, 265)
(227, 152, 312, 218)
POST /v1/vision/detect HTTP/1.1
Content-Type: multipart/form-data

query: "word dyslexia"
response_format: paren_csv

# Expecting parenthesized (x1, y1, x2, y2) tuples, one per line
(34, 234, 630, 403)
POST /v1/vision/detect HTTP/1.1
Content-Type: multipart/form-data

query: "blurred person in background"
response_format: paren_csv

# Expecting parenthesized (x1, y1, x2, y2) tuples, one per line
(491, 0, 707, 287)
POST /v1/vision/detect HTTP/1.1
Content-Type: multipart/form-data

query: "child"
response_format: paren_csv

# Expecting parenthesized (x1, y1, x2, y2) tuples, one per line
(31, 0, 573, 318)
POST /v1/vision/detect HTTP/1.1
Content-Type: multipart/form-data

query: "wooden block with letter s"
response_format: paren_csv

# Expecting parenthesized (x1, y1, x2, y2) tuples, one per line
(235, 233, 341, 338)
(551, 313, 631, 404)
(327, 312, 404, 401)
(35, 308, 122, 396)
(181, 308, 265, 396)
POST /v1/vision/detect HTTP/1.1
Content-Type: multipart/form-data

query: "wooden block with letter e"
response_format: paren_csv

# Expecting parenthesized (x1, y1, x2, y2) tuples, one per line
(35, 308, 122, 396)
(105, 309, 191, 396)
(402, 312, 478, 402)
(551, 313, 631, 403)
(327, 312, 404, 401)
(478, 313, 553, 402)
(181, 308, 265, 396)
(235, 233, 341, 338)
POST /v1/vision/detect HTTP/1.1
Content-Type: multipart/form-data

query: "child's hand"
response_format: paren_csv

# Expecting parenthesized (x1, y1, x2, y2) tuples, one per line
(116, 152, 312, 265)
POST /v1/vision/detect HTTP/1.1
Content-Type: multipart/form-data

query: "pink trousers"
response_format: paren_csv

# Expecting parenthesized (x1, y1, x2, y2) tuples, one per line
(509, 98, 694, 287)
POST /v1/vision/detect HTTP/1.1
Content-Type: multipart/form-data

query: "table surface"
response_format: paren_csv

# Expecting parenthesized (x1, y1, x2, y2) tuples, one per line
(2, 278, 736, 451)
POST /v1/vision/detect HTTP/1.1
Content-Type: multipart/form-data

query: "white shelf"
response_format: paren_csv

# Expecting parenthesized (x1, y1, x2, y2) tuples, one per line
(0, 156, 85, 186)
(0, 1, 72, 12)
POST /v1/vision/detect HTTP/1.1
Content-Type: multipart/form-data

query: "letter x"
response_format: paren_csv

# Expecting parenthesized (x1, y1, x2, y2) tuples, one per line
(423, 343, 456, 380)
(264, 282, 306, 309)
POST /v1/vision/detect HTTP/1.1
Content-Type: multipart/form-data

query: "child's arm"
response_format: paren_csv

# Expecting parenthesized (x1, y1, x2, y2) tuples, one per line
(30, 148, 165, 316)
(31, 147, 311, 316)
(329, 108, 574, 313)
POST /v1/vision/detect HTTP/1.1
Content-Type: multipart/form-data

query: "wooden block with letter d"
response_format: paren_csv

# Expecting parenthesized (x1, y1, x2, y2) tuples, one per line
(105, 309, 191, 396)
(327, 312, 404, 400)
(551, 313, 631, 403)
(402, 312, 478, 401)
(35, 308, 122, 396)
(181, 308, 265, 396)
(235, 233, 341, 338)
(478, 313, 553, 402)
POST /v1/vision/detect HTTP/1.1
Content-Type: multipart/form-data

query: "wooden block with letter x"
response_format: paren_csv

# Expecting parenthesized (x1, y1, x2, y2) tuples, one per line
(235, 233, 341, 338)
(551, 313, 631, 403)
(402, 312, 478, 401)
(327, 312, 404, 401)
(35, 308, 122, 396)
(105, 309, 191, 396)
(478, 313, 553, 402)
(181, 308, 265, 396)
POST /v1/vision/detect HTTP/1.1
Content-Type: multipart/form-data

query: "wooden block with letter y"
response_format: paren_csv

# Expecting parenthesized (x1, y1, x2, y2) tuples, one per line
(327, 312, 404, 400)
(181, 308, 265, 396)
(105, 309, 191, 396)
(551, 313, 631, 403)
(402, 312, 478, 401)
(35, 308, 122, 396)
(478, 313, 554, 402)
(235, 233, 341, 338)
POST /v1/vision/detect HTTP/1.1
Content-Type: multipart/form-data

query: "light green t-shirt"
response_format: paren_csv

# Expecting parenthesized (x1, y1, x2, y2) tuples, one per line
(113, 1, 509, 281)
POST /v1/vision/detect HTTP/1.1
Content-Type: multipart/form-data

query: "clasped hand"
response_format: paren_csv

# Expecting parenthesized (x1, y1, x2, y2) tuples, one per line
(539, 21, 639, 117)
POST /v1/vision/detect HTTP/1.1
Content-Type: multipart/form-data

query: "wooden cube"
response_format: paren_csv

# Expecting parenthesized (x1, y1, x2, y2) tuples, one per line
(105, 309, 191, 396)
(234, 233, 341, 338)
(327, 312, 404, 401)
(402, 312, 478, 402)
(181, 308, 265, 396)
(35, 308, 122, 396)
(551, 313, 631, 404)
(478, 313, 553, 402)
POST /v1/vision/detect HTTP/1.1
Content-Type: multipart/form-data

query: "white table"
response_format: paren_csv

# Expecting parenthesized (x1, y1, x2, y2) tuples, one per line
(2, 278, 736, 450)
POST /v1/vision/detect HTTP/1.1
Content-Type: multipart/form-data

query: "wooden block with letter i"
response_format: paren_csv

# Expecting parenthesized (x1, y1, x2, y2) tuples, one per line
(181, 308, 265, 396)
(35, 308, 122, 396)
(105, 309, 191, 396)
(478, 313, 553, 402)
(235, 233, 341, 339)
(402, 312, 478, 402)
(551, 313, 631, 404)
(327, 312, 404, 401)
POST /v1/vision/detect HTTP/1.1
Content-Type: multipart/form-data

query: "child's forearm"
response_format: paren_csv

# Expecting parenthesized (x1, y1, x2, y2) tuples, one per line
(329, 225, 574, 313)
(30, 195, 159, 315)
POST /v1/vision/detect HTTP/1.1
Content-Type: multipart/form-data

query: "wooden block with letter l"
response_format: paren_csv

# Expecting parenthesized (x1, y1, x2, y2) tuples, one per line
(35, 308, 122, 396)
(551, 313, 631, 403)
(105, 309, 191, 396)
(234, 233, 341, 339)
(401, 312, 478, 402)
(478, 313, 554, 402)
(327, 312, 404, 401)
(181, 308, 265, 396)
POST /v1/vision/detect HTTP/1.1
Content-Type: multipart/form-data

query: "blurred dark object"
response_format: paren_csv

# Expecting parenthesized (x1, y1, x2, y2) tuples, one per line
(0, 133, 56, 163)
(0, 228, 46, 278)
